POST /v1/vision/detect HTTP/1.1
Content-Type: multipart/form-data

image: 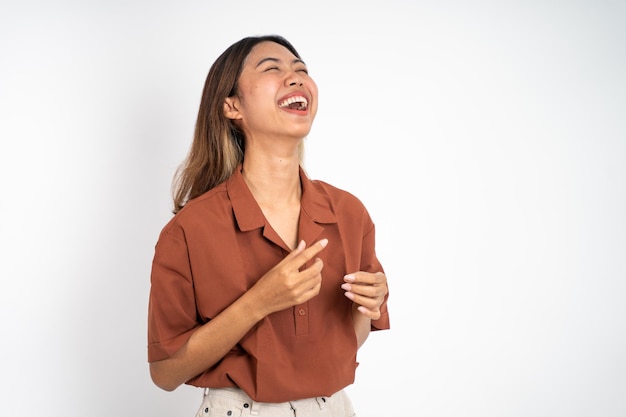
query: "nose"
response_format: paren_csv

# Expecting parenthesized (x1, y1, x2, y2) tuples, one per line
(287, 72, 303, 87)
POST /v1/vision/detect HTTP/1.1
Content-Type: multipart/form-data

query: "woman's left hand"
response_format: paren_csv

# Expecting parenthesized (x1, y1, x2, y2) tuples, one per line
(341, 271, 388, 320)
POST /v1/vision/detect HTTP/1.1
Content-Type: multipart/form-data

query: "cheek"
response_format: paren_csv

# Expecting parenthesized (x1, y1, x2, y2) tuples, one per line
(309, 86, 319, 116)
(310, 104, 319, 121)
(307, 80, 319, 104)
(241, 83, 274, 108)
(307, 78, 319, 95)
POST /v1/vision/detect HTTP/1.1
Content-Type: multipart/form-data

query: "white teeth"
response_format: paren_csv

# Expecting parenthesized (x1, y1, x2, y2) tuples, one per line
(279, 96, 308, 109)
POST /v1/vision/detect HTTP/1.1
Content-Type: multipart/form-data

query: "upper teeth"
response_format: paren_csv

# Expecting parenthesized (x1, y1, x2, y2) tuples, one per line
(279, 96, 308, 109)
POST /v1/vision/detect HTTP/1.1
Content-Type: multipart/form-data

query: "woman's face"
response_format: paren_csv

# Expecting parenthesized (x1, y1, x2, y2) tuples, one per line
(224, 41, 318, 145)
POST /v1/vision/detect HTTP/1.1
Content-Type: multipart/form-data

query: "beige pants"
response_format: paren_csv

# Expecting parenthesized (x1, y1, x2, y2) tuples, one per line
(195, 387, 356, 417)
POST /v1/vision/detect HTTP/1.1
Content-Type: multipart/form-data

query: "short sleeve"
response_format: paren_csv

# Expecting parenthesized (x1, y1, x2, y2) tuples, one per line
(361, 217, 390, 332)
(147, 225, 201, 362)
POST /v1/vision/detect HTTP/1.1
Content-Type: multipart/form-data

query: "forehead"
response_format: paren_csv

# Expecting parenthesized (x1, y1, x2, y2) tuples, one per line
(244, 41, 299, 67)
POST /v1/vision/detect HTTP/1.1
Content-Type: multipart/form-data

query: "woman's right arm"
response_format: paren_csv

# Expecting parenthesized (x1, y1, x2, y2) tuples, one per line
(149, 286, 264, 391)
(149, 239, 328, 391)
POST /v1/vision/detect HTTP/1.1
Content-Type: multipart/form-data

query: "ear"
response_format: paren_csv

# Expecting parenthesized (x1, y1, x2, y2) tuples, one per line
(223, 96, 242, 120)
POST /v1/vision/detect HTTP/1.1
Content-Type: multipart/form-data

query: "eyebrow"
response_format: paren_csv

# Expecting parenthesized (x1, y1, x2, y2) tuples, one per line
(255, 57, 306, 68)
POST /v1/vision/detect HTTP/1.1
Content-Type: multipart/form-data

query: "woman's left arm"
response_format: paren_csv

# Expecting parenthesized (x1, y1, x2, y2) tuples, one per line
(342, 271, 388, 347)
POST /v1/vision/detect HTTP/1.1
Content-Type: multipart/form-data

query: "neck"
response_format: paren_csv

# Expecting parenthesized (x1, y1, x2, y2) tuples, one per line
(241, 154, 301, 207)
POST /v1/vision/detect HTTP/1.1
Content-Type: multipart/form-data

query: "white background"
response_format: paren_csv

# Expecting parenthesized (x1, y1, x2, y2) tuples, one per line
(1, 1, 625, 416)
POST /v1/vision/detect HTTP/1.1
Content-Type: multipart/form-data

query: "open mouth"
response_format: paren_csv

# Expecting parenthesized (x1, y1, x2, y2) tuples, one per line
(278, 95, 308, 111)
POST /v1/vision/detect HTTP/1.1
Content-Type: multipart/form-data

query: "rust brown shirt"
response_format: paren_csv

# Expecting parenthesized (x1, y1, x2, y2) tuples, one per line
(147, 166, 390, 402)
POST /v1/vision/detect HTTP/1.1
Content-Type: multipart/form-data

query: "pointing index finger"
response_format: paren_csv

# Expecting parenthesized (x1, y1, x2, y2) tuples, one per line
(293, 238, 328, 262)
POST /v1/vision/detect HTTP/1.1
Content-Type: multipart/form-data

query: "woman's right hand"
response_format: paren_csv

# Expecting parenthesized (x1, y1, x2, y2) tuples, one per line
(250, 238, 328, 316)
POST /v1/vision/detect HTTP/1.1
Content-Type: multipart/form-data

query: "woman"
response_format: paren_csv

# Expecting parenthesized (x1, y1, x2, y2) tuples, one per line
(147, 34, 390, 417)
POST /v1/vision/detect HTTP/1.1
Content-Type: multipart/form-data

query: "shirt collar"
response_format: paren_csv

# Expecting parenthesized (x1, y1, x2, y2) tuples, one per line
(227, 165, 338, 233)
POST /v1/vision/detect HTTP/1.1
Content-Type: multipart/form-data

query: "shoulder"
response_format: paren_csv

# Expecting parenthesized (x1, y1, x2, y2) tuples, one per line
(311, 179, 365, 208)
(304, 176, 374, 228)
(160, 183, 230, 238)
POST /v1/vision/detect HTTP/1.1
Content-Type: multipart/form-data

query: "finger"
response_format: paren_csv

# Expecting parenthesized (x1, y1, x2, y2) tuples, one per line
(343, 291, 379, 309)
(341, 283, 381, 298)
(276, 240, 308, 268)
(344, 271, 386, 285)
(289, 239, 328, 267)
(297, 257, 324, 282)
(287, 239, 306, 257)
(356, 305, 381, 320)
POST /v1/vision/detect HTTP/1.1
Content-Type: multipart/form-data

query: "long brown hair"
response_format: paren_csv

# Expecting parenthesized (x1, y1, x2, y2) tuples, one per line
(172, 35, 302, 214)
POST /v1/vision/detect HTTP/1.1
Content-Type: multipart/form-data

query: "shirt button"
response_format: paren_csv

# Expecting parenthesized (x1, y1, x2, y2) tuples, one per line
(298, 309, 306, 316)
